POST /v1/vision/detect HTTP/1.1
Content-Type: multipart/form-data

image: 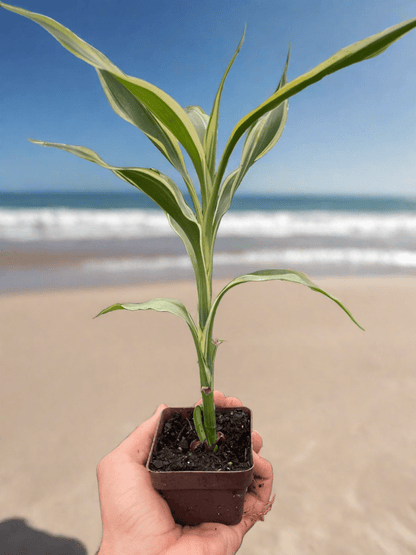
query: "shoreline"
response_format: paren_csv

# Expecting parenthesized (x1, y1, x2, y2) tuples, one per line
(2, 237, 416, 295)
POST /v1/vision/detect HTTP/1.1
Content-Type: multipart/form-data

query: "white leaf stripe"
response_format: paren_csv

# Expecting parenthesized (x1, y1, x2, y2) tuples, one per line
(97, 70, 190, 182)
(203, 268, 364, 355)
(28, 140, 200, 241)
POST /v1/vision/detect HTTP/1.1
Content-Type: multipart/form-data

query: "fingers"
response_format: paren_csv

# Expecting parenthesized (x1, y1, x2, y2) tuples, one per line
(252, 430, 263, 454)
(111, 403, 167, 466)
(194, 390, 263, 454)
(194, 389, 243, 408)
(232, 450, 274, 536)
(249, 450, 273, 504)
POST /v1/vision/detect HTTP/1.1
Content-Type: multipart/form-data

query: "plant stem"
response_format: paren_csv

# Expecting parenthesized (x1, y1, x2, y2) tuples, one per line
(201, 389, 217, 446)
(194, 214, 218, 447)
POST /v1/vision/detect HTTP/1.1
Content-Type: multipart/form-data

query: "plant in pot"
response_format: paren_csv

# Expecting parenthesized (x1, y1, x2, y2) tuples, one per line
(2, 1, 416, 526)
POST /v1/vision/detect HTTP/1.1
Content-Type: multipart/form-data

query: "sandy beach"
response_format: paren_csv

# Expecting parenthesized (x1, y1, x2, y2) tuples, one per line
(1, 275, 416, 554)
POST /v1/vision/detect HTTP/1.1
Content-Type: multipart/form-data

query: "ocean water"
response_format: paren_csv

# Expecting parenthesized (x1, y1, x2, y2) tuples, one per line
(1, 192, 416, 293)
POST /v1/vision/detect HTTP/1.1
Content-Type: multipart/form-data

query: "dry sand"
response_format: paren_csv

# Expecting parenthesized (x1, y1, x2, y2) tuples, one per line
(1, 276, 416, 554)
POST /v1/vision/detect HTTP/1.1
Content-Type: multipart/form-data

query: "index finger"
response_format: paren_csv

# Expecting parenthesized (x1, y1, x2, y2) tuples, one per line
(114, 403, 167, 465)
(194, 389, 243, 408)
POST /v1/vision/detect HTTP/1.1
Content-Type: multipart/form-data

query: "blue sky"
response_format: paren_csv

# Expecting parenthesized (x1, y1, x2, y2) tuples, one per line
(0, 0, 415, 196)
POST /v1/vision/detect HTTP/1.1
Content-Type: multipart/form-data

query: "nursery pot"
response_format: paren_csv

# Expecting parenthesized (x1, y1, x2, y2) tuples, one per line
(146, 406, 254, 526)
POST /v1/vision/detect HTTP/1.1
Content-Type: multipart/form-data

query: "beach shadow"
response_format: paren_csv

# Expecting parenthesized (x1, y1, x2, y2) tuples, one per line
(0, 518, 87, 554)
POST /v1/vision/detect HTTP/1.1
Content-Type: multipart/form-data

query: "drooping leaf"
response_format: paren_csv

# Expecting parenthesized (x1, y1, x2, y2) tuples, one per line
(95, 297, 211, 384)
(28, 140, 200, 241)
(95, 297, 193, 322)
(212, 17, 416, 200)
(0, 2, 210, 206)
(204, 27, 246, 179)
(203, 268, 364, 356)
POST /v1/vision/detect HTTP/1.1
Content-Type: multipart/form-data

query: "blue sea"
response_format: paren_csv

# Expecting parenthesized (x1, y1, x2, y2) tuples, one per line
(1, 192, 416, 293)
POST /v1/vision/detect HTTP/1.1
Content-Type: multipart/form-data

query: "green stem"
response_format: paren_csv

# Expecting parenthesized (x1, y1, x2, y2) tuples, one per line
(193, 212, 218, 447)
(201, 390, 217, 446)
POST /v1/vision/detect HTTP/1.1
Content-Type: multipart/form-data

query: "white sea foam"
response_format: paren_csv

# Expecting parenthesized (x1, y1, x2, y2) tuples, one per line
(0, 209, 173, 241)
(218, 211, 416, 239)
(2, 208, 416, 242)
(82, 248, 416, 274)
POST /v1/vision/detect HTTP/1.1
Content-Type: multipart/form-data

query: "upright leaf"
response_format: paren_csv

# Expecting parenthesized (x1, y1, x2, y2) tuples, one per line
(203, 27, 246, 178)
(166, 214, 209, 328)
(242, 44, 291, 164)
(213, 45, 291, 236)
(211, 17, 416, 204)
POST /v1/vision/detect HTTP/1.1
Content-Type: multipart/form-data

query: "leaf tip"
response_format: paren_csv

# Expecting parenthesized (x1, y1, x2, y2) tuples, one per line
(28, 138, 43, 146)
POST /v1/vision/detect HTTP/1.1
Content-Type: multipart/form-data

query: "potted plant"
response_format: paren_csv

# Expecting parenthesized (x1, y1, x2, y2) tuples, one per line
(2, 1, 415, 525)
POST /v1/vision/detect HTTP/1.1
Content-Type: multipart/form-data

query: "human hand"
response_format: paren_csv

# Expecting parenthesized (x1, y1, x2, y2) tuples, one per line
(96, 390, 274, 555)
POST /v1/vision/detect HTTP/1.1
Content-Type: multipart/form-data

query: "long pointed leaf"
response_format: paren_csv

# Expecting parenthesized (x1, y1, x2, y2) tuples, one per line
(0, 2, 122, 74)
(212, 17, 416, 201)
(204, 268, 364, 357)
(97, 70, 190, 180)
(243, 44, 291, 164)
(0, 2, 209, 206)
(29, 139, 199, 240)
(212, 168, 239, 238)
(212, 45, 291, 236)
(95, 297, 195, 324)
(204, 27, 246, 178)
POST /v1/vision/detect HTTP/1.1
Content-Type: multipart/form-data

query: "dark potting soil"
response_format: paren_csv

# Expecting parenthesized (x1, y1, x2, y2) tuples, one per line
(149, 408, 252, 472)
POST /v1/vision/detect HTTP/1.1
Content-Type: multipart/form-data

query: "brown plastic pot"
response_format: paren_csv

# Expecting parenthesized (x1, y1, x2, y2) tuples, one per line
(146, 406, 254, 526)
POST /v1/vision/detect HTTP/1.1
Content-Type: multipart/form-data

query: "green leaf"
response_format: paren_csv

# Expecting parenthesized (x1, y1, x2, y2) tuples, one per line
(95, 297, 194, 323)
(28, 140, 199, 240)
(212, 17, 416, 201)
(0, 2, 122, 74)
(165, 214, 209, 328)
(204, 27, 246, 179)
(97, 70, 191, 183)
(185, 106, 210, 145)
(0, 2, 209, 206)
(204, 268, 364, 355)
(192, 404, 207, 444)
(242, 44, 291, 164)
(213, 45, 291, 236)
(95, 297, 212, 385)
(113, 73, 210, 201)
(212, 168, 239, 238)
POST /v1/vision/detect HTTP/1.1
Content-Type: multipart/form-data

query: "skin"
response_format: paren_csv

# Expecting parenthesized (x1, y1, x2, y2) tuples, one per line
(97, 390, 274, 555)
